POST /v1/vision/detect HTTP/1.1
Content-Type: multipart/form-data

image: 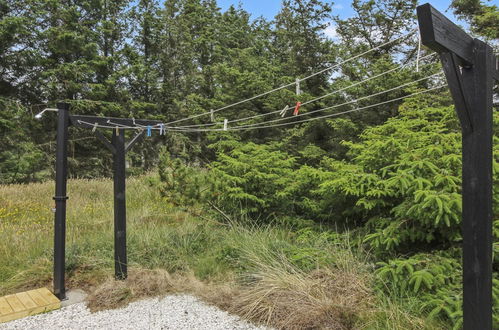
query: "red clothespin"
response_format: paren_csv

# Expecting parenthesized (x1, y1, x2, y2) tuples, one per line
(293, 102, 301, 116)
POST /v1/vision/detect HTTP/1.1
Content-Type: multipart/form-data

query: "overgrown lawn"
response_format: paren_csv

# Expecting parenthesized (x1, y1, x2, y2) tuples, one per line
(0, 177, 444, 329)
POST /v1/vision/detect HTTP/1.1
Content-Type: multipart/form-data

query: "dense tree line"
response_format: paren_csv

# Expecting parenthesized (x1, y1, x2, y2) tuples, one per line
(1, 0, 496, 183)
(0, 0, 444, 182)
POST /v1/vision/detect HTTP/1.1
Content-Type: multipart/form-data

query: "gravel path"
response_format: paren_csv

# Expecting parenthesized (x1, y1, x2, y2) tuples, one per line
(0, 295, 267, 330)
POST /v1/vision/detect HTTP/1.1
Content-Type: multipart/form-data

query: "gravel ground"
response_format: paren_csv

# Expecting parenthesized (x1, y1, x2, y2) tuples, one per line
(0, 295, 268, 330)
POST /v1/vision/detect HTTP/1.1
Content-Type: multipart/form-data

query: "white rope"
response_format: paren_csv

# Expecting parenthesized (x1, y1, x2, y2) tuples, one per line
(171, 53, 437, 129)
(167, 72, 443, 132)
(230, 85, 447, 131)
(167, 85, 446, 132)
(76, 83, 446, 133)
(300, 28, 418, 81)
(416, 27, 422, 72)
(162, 28, 418, 126)
(77, 120, 138, 130)
(234, 73, 444, 130)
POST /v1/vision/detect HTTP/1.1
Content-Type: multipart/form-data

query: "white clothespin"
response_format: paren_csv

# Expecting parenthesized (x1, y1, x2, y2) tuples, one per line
(210, 109, 214, 122)
(159, 123, 164, 135)
(92, 122, 98, 133)
(115, 126, 119, 135)
(296, 78, 301, 95)
(280, 105, 290, 117)
(223, 119, 228, 131)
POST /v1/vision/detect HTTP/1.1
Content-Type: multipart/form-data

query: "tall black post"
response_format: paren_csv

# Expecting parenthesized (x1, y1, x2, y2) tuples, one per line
(112, 129, 127, 279)
(53, 102, 69, 299)
(417, 4, 497, 329)
(461, 40, 494, 330)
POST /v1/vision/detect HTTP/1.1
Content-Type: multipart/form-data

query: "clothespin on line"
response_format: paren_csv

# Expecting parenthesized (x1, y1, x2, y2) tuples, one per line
(92, 122, 98, 133)
(210, 109, 214, 122)
(147, 126, 152, 137)
(159, 123, 164, 135)
(296, 78, 301, 96)
(115, 126, 119, 135)
(223, 119, 228, 131)
(293, 102, 301, 116)
(280, 105, 290, 117)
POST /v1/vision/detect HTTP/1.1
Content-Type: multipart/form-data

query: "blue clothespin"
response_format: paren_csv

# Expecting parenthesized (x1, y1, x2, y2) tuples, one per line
(147, 126, 152, 137)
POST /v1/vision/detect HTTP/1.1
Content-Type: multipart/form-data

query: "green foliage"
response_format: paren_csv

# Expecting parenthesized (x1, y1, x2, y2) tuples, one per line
(451, 0, 499, 41)
(314, 101, 471, 252)
(376, 252, 460, 296)
(376, 251, 499, 328)
(199, 97, 499, 328)
(0, 0, 440, 182)
(210, 142, 296, 217)
(156, 149, 219, 207)
(0, 98, 48, 183)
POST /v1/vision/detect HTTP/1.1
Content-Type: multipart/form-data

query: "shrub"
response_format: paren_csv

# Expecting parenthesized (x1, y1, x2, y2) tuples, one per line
(210, 142, 296, 217)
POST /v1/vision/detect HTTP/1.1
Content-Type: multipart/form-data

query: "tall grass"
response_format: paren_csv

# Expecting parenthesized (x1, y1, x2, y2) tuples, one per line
(0, 177, 445, 329)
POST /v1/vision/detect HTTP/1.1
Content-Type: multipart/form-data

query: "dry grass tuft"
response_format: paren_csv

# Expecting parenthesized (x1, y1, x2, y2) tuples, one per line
(230, 266, 373, 330)
(87, 268, 174, 312)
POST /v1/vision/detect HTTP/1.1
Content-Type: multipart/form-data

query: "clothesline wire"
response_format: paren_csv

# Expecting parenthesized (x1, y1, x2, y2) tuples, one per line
(172, 52, 438, 129)
(161, 28, 418, 127)
(76, 79, 446, 133)
(167, 74, 444, 132)
(230, 85, 447, 131)
(212, 85, 447, 132)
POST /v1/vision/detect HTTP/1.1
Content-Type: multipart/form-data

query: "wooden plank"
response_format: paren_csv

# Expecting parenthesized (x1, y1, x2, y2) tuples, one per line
(0, 297, 13, 316)
(26, 289, 49, 307)
(0, 289, 61, 324)
(4, 295, 25, 312)
(36, 288, 60, 305)
(0, 310, 31, 324)
(0, 305, 58, 324)
(417, 3, 474, 65)
(15, 292, 37, 310)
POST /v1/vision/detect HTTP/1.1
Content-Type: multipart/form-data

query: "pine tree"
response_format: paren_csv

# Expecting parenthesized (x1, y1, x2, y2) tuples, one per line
(273, 0, 335, 95)
(451, 0, 499, 42)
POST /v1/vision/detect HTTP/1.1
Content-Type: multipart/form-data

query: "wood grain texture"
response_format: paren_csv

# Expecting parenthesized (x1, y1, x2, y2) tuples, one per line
(0, 297, 14, 315)
(0, 288, 60, 324)
(15, 292, 37, 310)
(417, 3, 474, 65)
(460, 39, 494, 330)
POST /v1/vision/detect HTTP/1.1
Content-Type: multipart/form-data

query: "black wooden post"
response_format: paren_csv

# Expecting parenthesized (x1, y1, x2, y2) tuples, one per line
(417, 4, 498, 329)
(53, 102, 70, 300)
(69, 115, 154, 280)
(112, 129, 127, 280)
(459, 40, 494, 330)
